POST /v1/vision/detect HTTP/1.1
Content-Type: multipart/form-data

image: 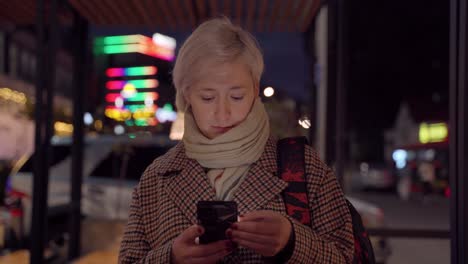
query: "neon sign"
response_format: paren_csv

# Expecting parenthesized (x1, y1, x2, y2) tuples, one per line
(419, 122, 448, 144)
(106, 66, 158, 77)
(94, 34, 176, 61)
(106, 79, 159, 90)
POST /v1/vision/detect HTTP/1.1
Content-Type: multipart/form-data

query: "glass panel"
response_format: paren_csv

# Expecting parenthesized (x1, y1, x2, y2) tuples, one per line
(343, 1, 450, 263)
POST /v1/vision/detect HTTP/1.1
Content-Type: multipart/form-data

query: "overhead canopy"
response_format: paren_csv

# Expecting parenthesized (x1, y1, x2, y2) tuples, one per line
(0, 0, 321, 32)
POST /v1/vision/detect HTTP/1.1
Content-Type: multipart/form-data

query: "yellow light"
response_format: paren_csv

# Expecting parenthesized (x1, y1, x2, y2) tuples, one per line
(94, 120, 103, 131)
(133, 109, 155, 119)
(105, 108, 132, 121)
(419, 122, 448, 143)
(0, 88, 27, 105)
(54, 121, 73, 136)
(121, 83, 137, 98)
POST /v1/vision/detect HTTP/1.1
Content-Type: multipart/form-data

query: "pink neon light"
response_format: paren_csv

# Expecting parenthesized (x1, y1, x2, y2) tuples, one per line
(106, 68, 125, 77)
(105, 93, 122, 103)
(106, 81, 125, 90)
(106, 79, 159, 90)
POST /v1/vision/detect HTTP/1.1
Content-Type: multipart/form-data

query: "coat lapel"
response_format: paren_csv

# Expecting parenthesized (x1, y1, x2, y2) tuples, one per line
(163, 152, 216, 225)
(232, 138, 288, 215)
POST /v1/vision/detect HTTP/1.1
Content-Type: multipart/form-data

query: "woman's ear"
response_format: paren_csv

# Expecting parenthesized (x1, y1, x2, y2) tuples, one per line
(183, 90, 191, 107)
(254, 83, 260, 96)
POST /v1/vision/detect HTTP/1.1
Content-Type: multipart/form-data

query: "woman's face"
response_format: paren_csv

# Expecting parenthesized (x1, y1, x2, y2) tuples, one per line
(186, 61, 258, 139)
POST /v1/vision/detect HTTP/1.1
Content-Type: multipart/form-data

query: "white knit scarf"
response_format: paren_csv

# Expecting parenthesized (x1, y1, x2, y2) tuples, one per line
(183, 98, 270, 200)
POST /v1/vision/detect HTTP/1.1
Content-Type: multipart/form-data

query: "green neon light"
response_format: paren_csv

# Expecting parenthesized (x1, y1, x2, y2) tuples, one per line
(135, 119, 148, 126)
(127, 105, 147, 112)
(126, 66, 156, 76)
(103, 44, 140, 54)
(163, 103, 174, 111)
(128, 79, 157, 88)
(126, 92, 157, 102)
(94, 35, 141, 46)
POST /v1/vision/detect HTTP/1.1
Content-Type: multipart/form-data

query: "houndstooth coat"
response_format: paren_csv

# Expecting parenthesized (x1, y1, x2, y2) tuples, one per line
(119, 137, 354, 263)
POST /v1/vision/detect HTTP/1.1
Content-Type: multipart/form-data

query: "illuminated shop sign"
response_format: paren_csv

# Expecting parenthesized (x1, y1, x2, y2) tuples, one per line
(419, 122, 448, 144)
(94, 34, 176, 61)
(106, 66, 158, 77)
(104, 65, 176, 127)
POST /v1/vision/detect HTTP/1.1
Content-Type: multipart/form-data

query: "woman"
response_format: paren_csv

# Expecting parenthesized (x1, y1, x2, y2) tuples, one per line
(119, 17, 354, 263)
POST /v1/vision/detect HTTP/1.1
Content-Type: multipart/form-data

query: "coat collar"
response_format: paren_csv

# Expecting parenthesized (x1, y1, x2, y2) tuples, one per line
(161, 137, 288, 224)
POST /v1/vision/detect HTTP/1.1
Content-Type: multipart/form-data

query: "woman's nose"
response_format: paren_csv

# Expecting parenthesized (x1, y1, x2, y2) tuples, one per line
(215, 100, 231, 122)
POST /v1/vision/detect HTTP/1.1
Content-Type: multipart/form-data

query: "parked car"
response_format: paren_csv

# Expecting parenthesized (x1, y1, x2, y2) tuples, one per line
(353, 162, 396, 191)
(8, 134, 176, 237)
(347, 196, 391, 264)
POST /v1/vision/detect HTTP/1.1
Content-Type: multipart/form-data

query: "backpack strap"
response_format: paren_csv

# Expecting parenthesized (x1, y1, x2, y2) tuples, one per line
(277, 136, 311, 226)
(278, 137, 377, 264)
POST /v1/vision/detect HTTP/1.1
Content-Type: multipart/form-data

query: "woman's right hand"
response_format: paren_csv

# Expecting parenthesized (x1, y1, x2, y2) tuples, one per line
(171, 225, 235, 264)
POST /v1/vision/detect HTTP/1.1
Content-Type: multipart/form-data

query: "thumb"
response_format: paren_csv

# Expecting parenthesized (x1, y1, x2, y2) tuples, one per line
(180, 225, 204, 244)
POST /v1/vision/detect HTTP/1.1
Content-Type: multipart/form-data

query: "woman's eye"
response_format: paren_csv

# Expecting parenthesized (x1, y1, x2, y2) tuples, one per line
(201, 96, 214, 102)
(231, 96, 244, 101)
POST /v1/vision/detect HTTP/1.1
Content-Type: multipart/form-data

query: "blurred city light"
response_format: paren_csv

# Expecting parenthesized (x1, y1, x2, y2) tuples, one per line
(114, 125, 125, 135)
(153, 33, 177, 50)
(94, 34, 175, 61)
(115, 97, 124, 108)
(54, 122, 73, 136)
(120, 83, 137, 99)
(360, 162, 369, 172)
(156, 104, 177, 123)
(106, 66, 157, 77)
(263, 86, 275, 97)
(83, 112, 93, 125)
(419, 122, 448, 144)
(94, 120, 103, 131)
(0, 88, 27, 104)
(144, 97, 154, 107)
(125, 92, 159, 102)
(425, 149, 436, 160)
(298, 116, 311, 129)
(392, 149, 408, 169)
(106, 79, 159, 90)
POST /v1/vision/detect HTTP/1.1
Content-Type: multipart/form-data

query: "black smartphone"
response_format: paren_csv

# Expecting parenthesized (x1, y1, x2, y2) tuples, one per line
(196, 201, 238, 244)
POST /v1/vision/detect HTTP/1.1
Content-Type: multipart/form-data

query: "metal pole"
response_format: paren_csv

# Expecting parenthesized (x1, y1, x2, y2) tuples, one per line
(31, 0, 46, 260)
(68, 9, 87, 260)
(31, 0, 58, 263)
(315, 6, 329, 160)
(326, 0, 337, 166)
(335, 0, 348, 187)
(303, 22, 317, 144)
(449, 0, 468, 263)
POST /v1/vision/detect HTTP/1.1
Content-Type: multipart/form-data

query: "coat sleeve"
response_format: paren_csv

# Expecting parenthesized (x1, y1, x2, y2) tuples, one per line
(286, 167, 355, 264)
(118, 185, 173, 263)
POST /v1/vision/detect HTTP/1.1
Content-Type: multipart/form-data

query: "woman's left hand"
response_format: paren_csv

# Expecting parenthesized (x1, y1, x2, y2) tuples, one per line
(226, 210, 292, 257)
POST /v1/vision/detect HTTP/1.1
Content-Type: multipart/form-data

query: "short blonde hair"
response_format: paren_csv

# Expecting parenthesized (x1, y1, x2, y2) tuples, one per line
(172, 17, 264, 111)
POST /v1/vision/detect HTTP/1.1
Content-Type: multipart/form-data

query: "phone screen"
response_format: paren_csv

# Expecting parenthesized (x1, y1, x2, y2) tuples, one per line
(196, 201, 238, 244)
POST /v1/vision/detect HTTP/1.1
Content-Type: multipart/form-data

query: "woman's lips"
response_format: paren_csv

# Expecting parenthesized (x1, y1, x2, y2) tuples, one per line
(212, 126, 234, 133)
